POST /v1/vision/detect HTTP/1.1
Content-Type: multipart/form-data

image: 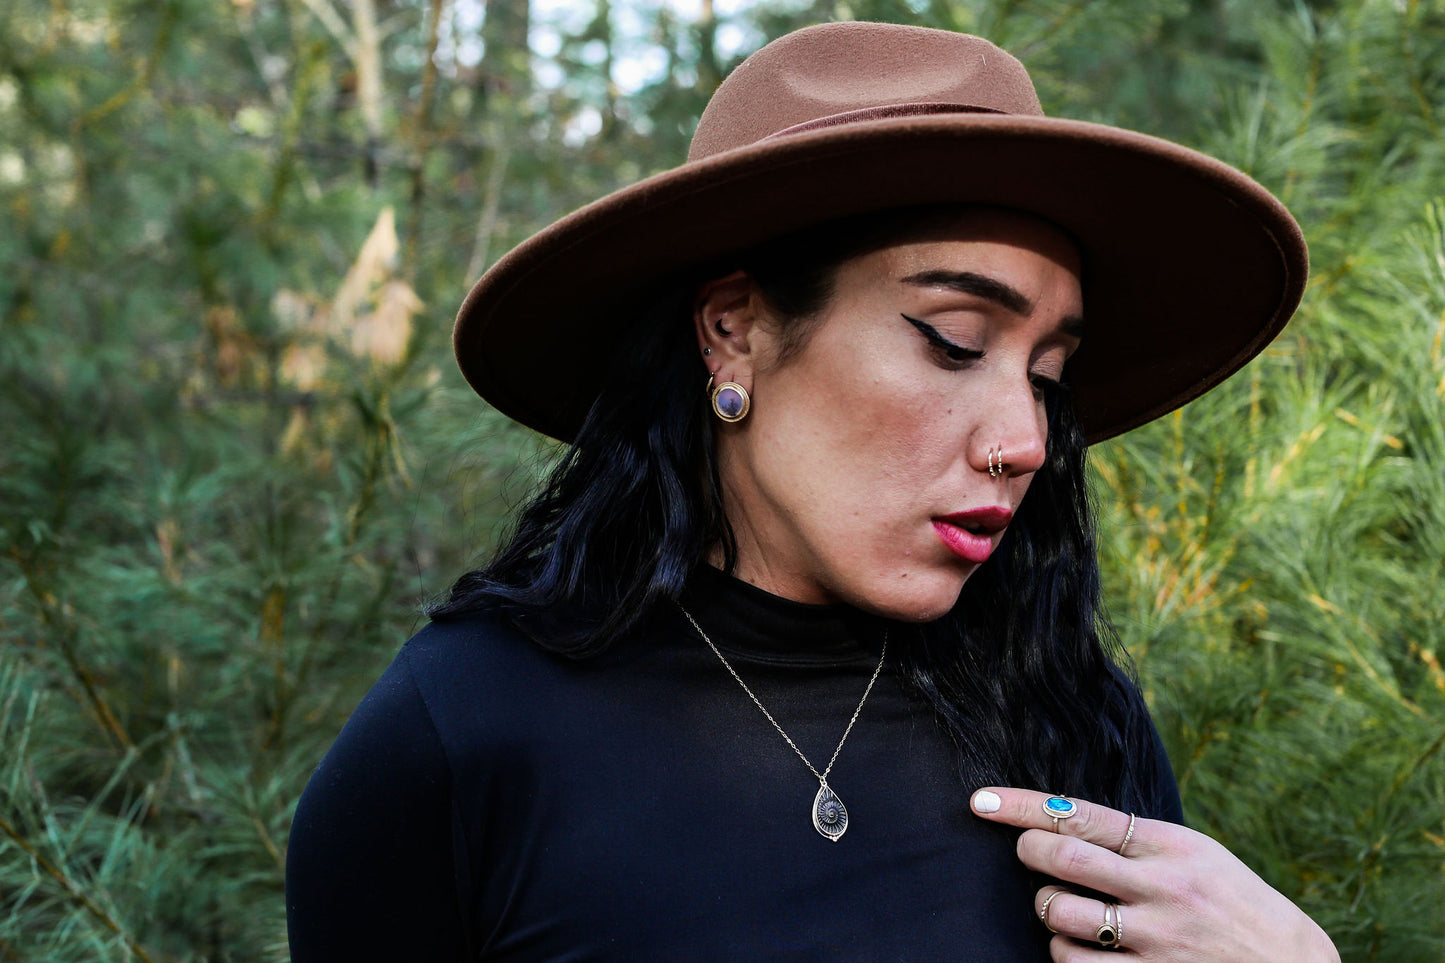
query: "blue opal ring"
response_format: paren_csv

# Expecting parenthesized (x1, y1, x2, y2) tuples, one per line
(1043, 795, 1077, 832)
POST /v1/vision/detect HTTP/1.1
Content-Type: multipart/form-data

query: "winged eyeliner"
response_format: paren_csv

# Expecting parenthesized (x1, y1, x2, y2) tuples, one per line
(900, 313, 980, 361)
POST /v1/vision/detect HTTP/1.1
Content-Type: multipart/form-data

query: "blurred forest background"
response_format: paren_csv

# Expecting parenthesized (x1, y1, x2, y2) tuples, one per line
(1, 0, 1443, 959)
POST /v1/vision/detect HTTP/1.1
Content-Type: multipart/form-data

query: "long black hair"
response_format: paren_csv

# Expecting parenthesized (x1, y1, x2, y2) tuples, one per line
(433, 207, 1168, 816)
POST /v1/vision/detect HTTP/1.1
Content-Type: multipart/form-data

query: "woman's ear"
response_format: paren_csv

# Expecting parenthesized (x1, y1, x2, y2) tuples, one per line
(693, 270, 761, 388)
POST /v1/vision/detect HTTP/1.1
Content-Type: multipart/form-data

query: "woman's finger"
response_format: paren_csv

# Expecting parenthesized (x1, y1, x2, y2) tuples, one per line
(1046, 935, 1135, 963)
(971, 787, 1148, 855)
(1036, 885, 1069, 933)
(1019, 829, 1150, 902)
(1035, 888, 1146, 956)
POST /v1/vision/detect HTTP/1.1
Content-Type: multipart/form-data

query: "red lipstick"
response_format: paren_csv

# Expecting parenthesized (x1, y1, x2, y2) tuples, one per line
(932, 507, 1013, 564)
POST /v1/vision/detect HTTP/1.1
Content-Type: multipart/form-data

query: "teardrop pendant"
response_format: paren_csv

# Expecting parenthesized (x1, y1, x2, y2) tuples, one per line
(812, 782, 848, 841)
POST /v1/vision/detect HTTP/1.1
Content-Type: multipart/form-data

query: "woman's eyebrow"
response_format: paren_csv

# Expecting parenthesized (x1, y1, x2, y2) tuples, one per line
(901, 269, 1031, 313)
(900, 269, 1085, 338)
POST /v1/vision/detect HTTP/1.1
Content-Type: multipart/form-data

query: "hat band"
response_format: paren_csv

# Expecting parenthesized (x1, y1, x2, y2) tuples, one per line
(766, 102, 1010, 141)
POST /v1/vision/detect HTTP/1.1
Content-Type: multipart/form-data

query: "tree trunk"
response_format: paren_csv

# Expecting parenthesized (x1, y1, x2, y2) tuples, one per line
(482, 0, 531, 99)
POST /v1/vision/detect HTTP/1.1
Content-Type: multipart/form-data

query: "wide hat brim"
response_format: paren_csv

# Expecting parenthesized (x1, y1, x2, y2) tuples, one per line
(454, 112, 1307, 444)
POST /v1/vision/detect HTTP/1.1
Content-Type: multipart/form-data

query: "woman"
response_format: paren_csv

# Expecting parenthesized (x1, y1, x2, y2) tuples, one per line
(287, 22, 1338, 961)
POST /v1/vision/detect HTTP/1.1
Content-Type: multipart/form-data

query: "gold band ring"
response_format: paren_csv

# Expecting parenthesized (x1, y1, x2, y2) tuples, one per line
(1118, 812, 1137, 856)
(1039, 890, 1062, 934)
(1096, 902, 1122, 949)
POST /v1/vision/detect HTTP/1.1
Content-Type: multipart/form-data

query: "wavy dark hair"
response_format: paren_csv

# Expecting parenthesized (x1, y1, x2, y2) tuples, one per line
(433, 206, 1168, 816)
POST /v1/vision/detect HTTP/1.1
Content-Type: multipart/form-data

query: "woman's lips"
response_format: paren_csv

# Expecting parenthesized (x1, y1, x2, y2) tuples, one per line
(932, 520, 995, 563)
(932, 507, 1013, 564)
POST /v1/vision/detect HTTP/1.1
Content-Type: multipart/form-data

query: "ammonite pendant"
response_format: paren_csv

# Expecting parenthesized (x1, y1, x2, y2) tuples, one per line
(812, 783, 848, 841)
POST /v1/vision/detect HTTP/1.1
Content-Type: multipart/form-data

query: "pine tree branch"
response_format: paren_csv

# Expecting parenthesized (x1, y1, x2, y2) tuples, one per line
(264, 40, 326, 228)
(0, 812, 156, 963)
(351, 0, 385, 149)
(252, 812, 287, 872)
(405, 0, 447, 276)
(8, 548, 132, 750)
(292, 0, 356, 59)
(1280, 10, 1323, 205)
(1399, 0, 1441, 138)
(235, 1, 291, 111)
(466, 141, 511, 281)
(1378, 724, 1445, 816)
(77, 0, 181, 126)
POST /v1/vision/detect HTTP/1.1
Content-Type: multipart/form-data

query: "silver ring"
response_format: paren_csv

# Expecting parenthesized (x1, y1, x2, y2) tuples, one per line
(1118, 812, 1137, 857)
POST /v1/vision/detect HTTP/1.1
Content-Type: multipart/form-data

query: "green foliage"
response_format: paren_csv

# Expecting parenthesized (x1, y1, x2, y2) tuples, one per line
(1085, 7, 1445, 956)
(0, 0, 1441, 959)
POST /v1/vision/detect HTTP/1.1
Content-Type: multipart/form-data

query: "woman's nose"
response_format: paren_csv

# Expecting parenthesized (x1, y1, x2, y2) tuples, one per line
(976, 379, 1049, 478)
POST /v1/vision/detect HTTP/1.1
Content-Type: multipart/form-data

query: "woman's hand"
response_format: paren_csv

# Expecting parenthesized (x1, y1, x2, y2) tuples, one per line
(970, 787, 1339, 962)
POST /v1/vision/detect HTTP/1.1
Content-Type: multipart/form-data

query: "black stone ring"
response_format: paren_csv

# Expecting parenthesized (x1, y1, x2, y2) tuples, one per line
(1096, 902, 1122, 949)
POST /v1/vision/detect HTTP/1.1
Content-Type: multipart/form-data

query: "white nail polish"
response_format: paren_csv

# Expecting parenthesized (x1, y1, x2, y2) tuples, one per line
(973, 790, 1001, 813)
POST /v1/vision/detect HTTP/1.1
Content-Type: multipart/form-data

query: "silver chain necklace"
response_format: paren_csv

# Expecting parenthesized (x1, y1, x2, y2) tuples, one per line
(677, 603, 887, 842)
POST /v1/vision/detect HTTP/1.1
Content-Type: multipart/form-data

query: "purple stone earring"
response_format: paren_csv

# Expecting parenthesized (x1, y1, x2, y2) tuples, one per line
(710, 379, 750, 423)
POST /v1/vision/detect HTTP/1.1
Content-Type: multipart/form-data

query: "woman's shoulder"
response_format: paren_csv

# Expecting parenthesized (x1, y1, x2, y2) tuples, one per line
(393, 609, 586, 715)
(298, 609, 594, 808)
(398, 608, 536, 680)
(310, 612, 541, 762)
(383, 608, 638, 760)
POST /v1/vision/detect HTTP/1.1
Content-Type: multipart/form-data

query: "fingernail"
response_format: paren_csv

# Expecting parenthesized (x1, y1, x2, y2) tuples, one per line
(972, 790, 1001, 813)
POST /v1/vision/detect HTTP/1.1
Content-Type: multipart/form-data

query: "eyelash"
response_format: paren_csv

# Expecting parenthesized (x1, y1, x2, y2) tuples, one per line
(932, 342, 981, 369)
(1030, 374, 1062, 403)
(901, 313, 1062, 399)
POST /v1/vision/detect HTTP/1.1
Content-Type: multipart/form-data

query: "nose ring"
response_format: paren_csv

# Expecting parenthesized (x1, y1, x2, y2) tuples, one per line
(988, 446, 1007, 479)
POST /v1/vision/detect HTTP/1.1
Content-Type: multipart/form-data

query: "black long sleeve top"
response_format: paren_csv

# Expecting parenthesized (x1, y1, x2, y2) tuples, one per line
(286, 567, 1183, 960)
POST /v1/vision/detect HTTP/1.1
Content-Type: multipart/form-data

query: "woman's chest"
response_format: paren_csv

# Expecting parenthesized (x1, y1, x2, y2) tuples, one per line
(445, 660, 1049, 961)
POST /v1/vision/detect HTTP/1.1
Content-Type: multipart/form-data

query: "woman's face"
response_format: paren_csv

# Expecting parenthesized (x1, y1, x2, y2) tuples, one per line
(697, 209, 1084, 622)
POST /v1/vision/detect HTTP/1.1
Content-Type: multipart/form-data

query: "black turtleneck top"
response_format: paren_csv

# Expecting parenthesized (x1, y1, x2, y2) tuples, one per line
(286, 568, 1182, 961)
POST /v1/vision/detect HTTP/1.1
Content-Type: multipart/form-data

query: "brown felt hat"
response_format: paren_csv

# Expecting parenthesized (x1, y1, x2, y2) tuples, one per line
(453, 21, 1307, 444)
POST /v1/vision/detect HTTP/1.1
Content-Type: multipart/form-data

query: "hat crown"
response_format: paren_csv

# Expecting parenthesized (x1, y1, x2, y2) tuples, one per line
(688, 22, 1043, 161)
